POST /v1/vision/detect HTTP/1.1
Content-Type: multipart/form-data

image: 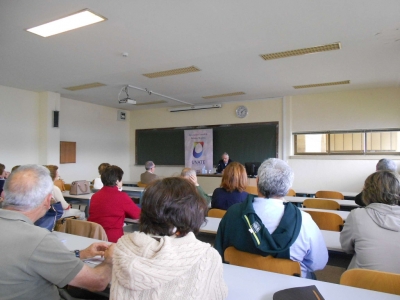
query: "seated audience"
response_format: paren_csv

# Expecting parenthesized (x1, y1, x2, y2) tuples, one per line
(140, 161, 159, 184)
(111, 177, 227, 299)
(93, 162, 110, 190)
(214, 158, 328, 279)
(0, 164, 114, 299)
(181, 167, 211, 206)
(45, 165, 85, 220)
(216, 152, 232, 174)
(340, 170, 400, 273)
(0, 163, 10, 195)
(212, 162, 248, 210)
(89, 165, 141, 242)
(355, 158, 397, 206)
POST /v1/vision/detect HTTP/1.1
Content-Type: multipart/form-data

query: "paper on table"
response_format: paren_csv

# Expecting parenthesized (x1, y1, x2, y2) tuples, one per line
(83, 256, 104, 266)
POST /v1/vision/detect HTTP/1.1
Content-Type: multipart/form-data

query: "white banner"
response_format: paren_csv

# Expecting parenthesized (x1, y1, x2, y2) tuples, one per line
(184, 129, 213, 173)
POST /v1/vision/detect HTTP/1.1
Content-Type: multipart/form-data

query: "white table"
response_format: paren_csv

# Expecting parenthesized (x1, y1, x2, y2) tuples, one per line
(285, 196, 359, 208)
(296, 191, 359, 200)
(223, 263, 399, 300)
(52, 232, 397, 300)
(200, 217, 344, 252)
(300, 208, 349, 221)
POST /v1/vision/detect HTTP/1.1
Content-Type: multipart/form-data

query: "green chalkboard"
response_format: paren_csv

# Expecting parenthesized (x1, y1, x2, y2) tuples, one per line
(136, 122, 278, 165)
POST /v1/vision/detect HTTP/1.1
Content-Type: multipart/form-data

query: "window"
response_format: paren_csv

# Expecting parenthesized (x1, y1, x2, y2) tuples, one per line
(294, 130, 400, 155)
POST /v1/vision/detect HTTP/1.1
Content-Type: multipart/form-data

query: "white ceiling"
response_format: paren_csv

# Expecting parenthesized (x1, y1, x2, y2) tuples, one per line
(1, 1, 400, 110)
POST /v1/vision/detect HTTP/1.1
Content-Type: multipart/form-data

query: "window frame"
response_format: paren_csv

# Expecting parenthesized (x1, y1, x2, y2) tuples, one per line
(293, 129, 400, 155)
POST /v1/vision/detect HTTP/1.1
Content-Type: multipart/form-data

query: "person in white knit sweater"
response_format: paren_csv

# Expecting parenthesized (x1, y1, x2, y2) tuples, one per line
(111, 177, 228, 300)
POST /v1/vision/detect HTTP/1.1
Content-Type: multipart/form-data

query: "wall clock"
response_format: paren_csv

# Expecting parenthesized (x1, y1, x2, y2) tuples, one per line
(236, 105, 248, 118)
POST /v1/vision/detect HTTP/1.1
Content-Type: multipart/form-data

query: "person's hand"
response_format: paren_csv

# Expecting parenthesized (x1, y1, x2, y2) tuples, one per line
(80, 242, 111, 260)
(188, 174, 199, 186)
(103, 243, 115, 265)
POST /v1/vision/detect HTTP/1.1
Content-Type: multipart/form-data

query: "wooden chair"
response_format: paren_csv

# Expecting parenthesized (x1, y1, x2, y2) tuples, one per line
(207, 208, 227, 218)
(340, 269, 400, 295)
(224, 246, 301, 276)
(286, 188, 296, 196)
(54, 179, 66, 191)
(245, 185, 258, 195)
(303, 199, 340, 210)
(137, 181, 147, 188)
(305, 210, 344, 231)
(315, 190, 344, 200)
(64, 183, 71, 191)
(54, 218, 108, 241)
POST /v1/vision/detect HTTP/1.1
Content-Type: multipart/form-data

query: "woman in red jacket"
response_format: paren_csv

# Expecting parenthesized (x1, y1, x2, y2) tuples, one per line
(88, 165, 141, 242)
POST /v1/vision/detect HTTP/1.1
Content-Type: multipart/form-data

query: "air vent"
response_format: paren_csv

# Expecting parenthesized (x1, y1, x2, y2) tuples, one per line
(202, 92, 245, 99)
(135, 100, 167, 106)
(142, 66, 200, 78)
(64, 82, 106, 91)
(260, 42, 341, 61)
(293, 80, 350, 89)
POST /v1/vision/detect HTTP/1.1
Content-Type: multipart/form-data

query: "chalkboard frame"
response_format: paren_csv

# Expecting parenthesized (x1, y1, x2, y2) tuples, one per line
(135, 122, 279, 166)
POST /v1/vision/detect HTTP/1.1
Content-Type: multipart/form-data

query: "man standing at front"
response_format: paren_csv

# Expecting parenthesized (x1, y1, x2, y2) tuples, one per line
(0, 164, 114, 299)
(140, 161, 159, 184)
(214, 158, 328, 279)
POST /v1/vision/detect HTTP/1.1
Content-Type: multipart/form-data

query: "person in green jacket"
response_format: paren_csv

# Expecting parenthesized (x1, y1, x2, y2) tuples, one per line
(214, 158, 328, 279)
(181, 168, 211, 206)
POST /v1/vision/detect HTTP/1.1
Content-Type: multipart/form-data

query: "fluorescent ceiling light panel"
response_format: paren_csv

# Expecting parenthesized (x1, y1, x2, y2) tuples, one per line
(142, 66, 201, 78)
(293, 80, 350, 89)
(202, 92, 245, 99)
(26, 9, 107, 37)
(64, 82, 106, 91)
(260, 42, 341, 60)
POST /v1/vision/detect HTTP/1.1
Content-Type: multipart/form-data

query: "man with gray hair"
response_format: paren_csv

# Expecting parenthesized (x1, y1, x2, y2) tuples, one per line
(181, 167, 211, 206)
(355, 158, 398, 206)
(0, 165, 114, 299)
(214, 158, 328, 279)
(140, 161, 159, 184)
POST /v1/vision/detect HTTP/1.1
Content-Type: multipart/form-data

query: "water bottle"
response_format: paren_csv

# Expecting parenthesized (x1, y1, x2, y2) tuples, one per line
(202, 165, 206, 174)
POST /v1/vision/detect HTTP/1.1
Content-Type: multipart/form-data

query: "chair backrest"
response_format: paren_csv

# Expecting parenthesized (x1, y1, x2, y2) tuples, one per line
(340, 269, 400, 295)
(245, 185, 258, 195)
(286, 188, 296, 196)
(207, 208, 227, 218)
(303, 198, 340, 210)
(54, 179, 65, 191)
(137, 181, 147, 188)
(224, 246, 301, 276)
(55, 218, 108, 241)
(305, 210, 344, 231)
(315, 190, 344, 200)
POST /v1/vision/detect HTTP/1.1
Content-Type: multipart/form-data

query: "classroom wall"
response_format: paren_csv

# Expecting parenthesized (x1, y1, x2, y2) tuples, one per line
(2, 83, 400, 193)
(129, 98, 283, 181)
(0, 85, 130, 184)
(287, 87, 400, 192)
(0, 85, 40, 167)
(59, 98, 131, 183)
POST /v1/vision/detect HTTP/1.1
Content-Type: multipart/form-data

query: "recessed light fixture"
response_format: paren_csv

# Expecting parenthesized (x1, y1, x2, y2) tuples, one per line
(202, 92, 245, 99)
(142, 66, 201, 78)
(26, 9, 107, 37)
(293, 80, 350, 89)
(260, 42, 341, 61)
(64, 82, 106, 91)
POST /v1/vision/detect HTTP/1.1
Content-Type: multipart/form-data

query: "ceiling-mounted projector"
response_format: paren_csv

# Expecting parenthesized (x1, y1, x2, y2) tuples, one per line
(119, 98, 136, 105)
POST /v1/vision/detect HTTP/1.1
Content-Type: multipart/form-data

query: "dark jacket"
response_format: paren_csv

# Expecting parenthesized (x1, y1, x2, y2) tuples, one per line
(214, 194, 302, 261)
(216, 159, 233, 173)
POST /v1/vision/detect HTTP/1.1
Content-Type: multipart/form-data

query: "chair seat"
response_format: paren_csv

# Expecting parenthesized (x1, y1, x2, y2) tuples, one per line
(224, 246, 301, 276)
